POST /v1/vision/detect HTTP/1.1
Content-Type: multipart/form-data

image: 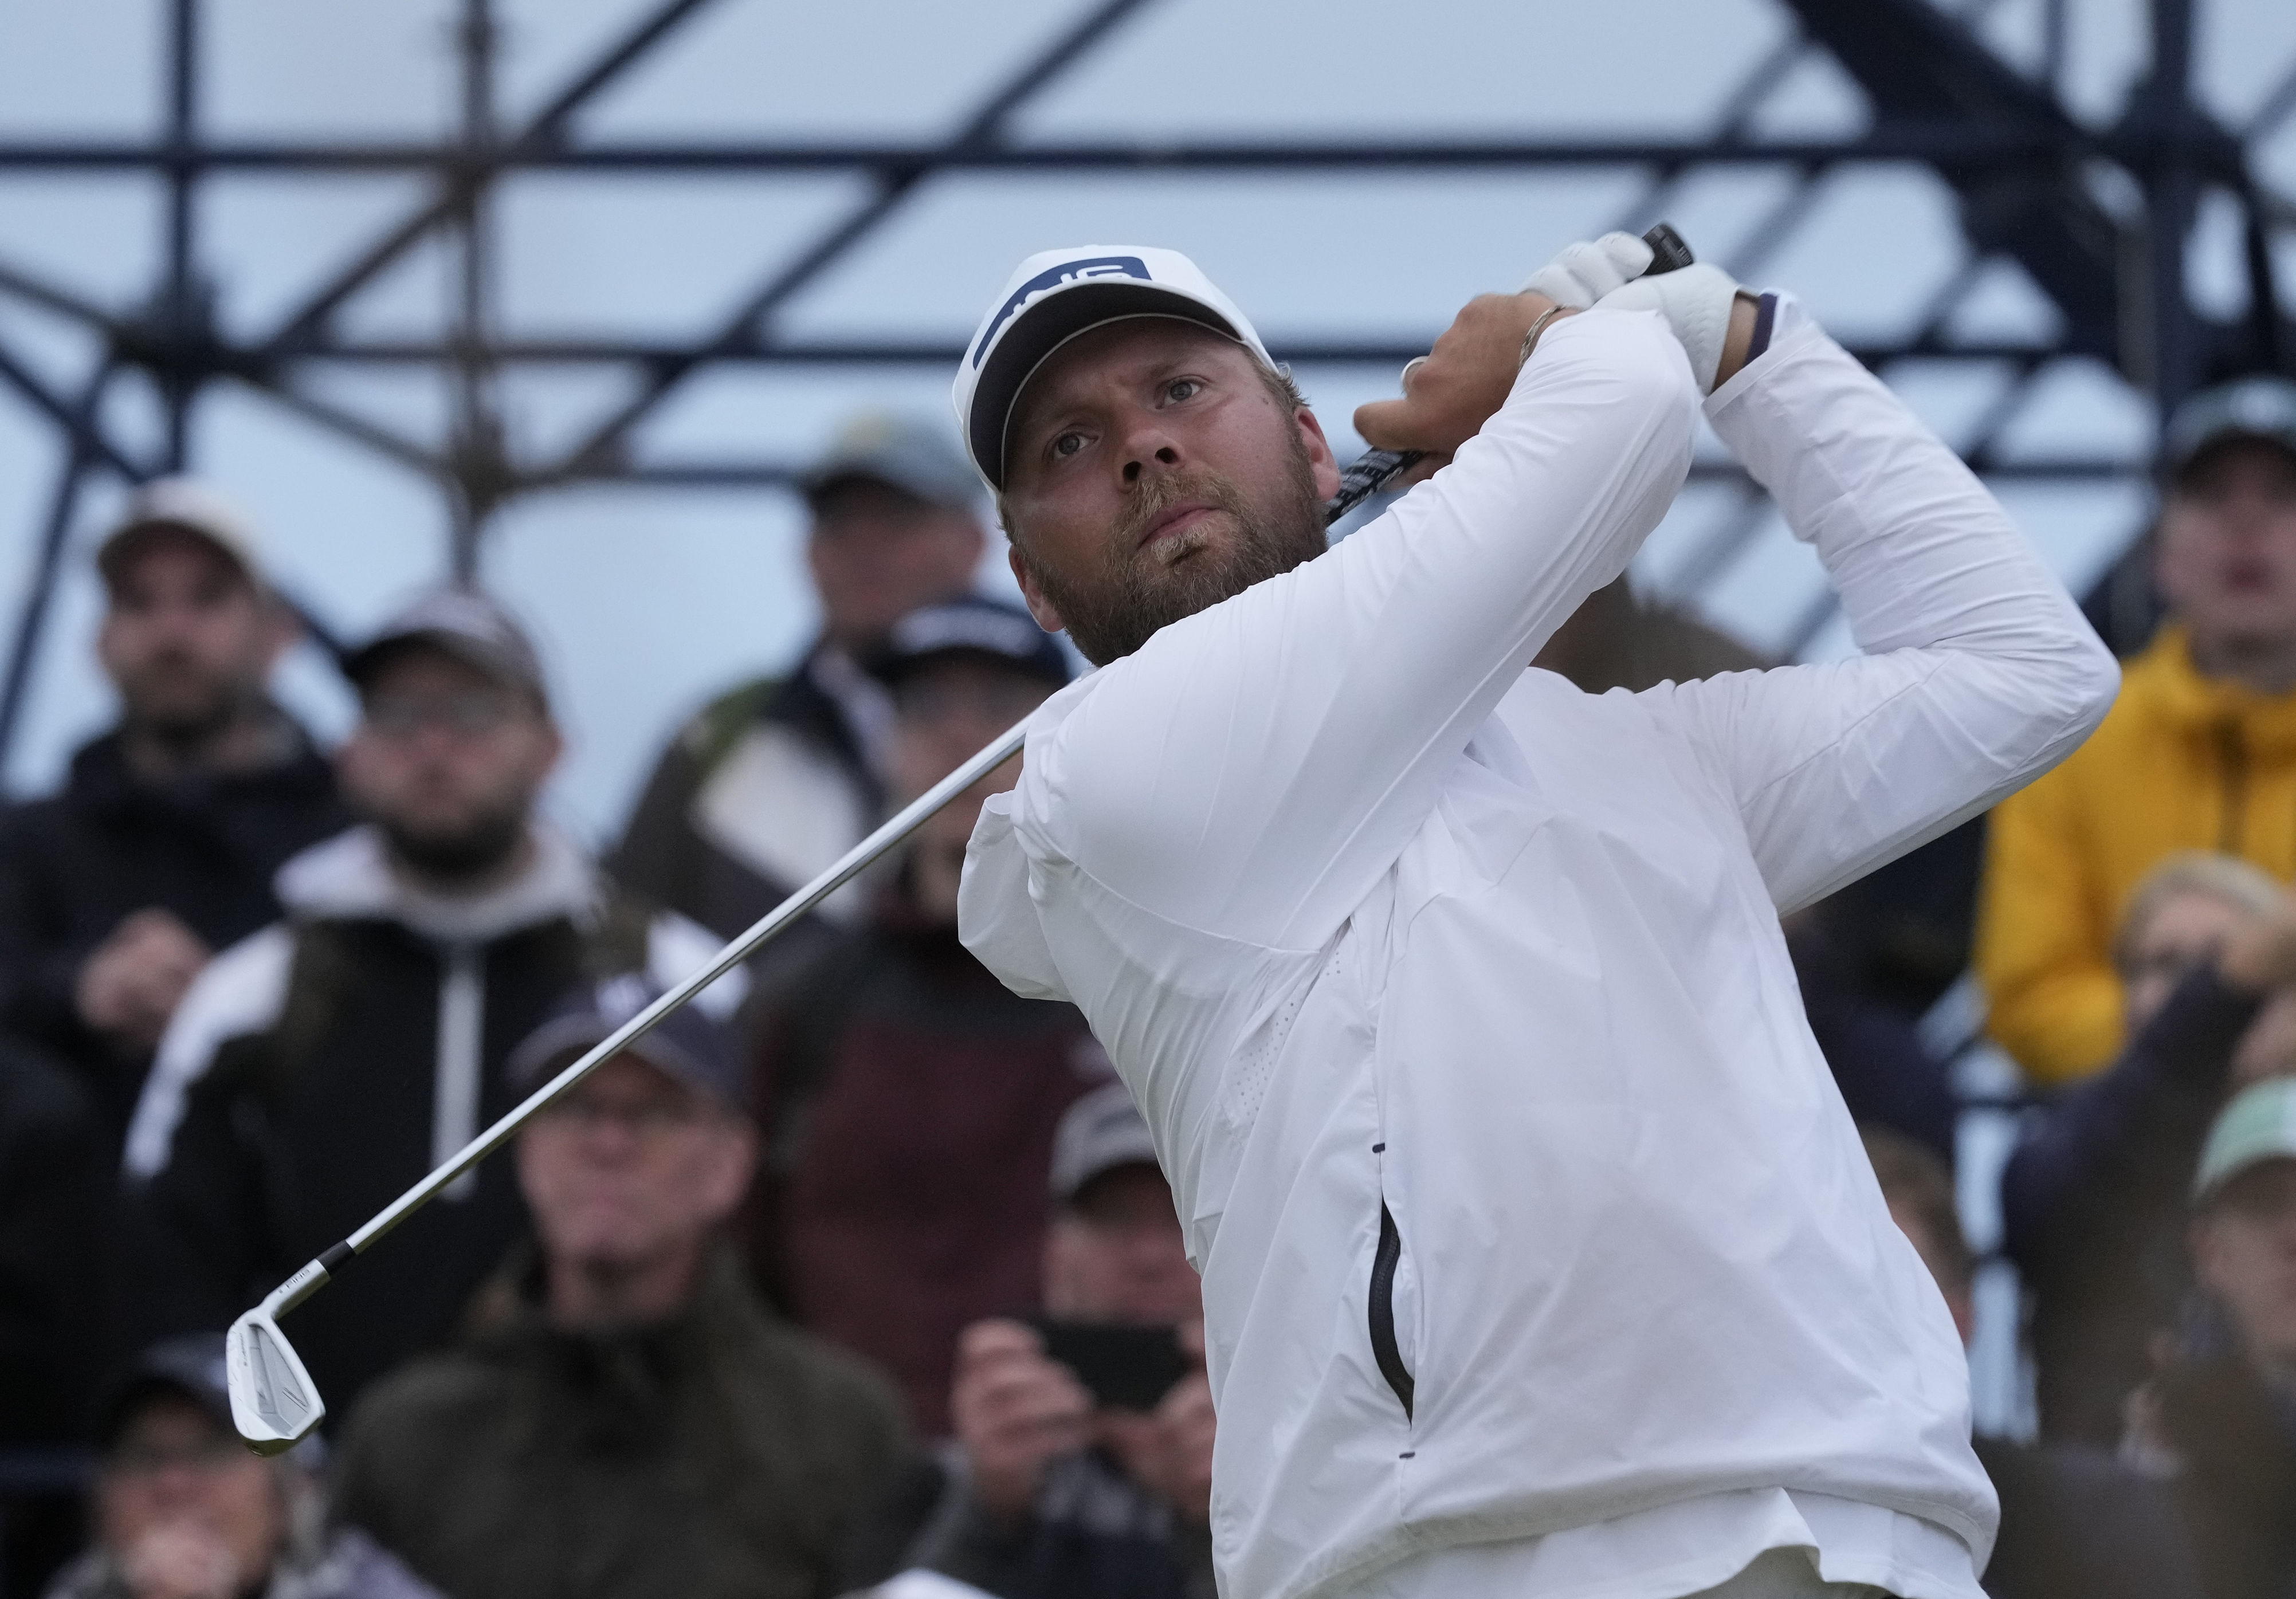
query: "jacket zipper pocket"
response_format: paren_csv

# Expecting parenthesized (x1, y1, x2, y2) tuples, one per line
(1369, 1201, 1415, 1420)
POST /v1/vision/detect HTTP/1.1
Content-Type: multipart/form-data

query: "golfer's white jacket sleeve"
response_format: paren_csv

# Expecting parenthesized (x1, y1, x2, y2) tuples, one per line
(1662, 297, 2119, 914)
(1037, 309, 1698, 950)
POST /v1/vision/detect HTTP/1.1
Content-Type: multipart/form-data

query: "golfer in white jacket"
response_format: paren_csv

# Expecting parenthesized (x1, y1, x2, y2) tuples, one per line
(948, 235, 2119, 1599)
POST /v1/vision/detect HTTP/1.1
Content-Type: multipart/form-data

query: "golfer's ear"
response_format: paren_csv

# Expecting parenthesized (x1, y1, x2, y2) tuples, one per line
(1010, 545, 1066, 636)
(1295, 407, 1343, 501)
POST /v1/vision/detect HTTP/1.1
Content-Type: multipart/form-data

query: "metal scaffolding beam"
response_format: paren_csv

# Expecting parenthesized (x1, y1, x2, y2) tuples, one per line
(0, 0, 2289, 773)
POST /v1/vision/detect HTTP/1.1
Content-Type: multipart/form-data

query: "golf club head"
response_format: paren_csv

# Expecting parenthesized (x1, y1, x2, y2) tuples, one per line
(226, 1305, 325, 1455)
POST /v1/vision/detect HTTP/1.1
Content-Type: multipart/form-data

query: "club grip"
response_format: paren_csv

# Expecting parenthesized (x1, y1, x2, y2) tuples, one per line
(1321, 224, 1695, 526)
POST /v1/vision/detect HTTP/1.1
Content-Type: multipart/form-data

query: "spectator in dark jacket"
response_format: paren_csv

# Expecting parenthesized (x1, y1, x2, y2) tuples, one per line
(42, 1335, 438, 1599)
(2000, 851, 2296, 1444)
(120, 588, 743, 1421)
(1, 1038, 110, 1598)
(1863, 1127, 2204, 1599)
(748, 596, 1103, 1433)
(0, 480, 347, 1141)
(612, 414, 986, 976)
(336, 979, 908, 1599)
(2127, 1077, 2296, 1599)
(858, 1085, 1211, 1599)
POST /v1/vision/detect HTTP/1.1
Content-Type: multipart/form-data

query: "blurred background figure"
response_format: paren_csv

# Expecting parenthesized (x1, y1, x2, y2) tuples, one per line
(2123, 1078, 2296, 1599)
(41, 1335, 437, 1599)
(336, 978, 906, 1599)
(613, 414, 987, 975)
(0, 481, 345, 1145)
(0, 1040, 111, 1597)
(859, 1083, 1212, 1599)
(746, 595, 1098, 1434)
(1978, 378, 2296, 1087)
(1863, 1128, 2204, 1599)
(120, 588, 744, 1423)
(2000, 853, 2296, 1445)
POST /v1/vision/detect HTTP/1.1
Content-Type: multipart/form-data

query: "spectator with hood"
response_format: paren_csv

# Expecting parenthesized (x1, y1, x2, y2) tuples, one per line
(613, 413, 986, 974)
(337, 977, 906, 1599)
(1979, 377, 2296, 1086)
(2126, 1077, 2296, 1599)
(0, 480, 346, 1141)
(2001, 851, 2296, 1444)
(747, 595, 1099, 1433)
(41, 1334, 437, 1599)
(121, 588, 742, 1422)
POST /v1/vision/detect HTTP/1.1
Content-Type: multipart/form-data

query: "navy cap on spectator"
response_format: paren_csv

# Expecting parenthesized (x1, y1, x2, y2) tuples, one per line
(2163, 375, 2296, 482)
(803, 412, 980, 512)
(1049, 1081, 1160, 1206)
(507, 973, 745, 1112)
(345, 586, 548, 707)
(97, 1333, 234, 1451)
(867, 595, 1070, 692)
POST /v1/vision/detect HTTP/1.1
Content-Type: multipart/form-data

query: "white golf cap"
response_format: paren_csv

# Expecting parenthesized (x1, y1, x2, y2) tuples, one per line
(97, 477, 265, 592)
(952, 245, 1277, 490)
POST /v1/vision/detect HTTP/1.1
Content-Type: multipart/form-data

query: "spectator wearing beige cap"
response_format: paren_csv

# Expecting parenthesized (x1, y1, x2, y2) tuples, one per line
(611, 413, 987, 976)
(0, 478, 348, 1142)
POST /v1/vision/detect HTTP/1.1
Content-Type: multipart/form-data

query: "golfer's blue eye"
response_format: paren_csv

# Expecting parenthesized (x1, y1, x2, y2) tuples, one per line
(1166, 378, 1202, 403)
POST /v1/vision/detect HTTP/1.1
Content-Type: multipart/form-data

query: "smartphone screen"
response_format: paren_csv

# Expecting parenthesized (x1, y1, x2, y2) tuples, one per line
(1031, 1318, 1188, 1411)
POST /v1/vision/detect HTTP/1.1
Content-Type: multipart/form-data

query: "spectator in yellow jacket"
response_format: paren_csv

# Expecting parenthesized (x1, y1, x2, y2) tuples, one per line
(1977, 376, 2296, 1085)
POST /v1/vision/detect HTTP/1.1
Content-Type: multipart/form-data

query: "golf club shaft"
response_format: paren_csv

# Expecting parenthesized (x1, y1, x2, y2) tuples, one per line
(258, 715, 1034, 1322)
(1322, 222, 1696, 527)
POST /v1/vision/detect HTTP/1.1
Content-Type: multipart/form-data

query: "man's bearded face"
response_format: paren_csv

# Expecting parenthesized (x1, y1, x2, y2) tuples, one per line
(1000, 320, 1336, 666)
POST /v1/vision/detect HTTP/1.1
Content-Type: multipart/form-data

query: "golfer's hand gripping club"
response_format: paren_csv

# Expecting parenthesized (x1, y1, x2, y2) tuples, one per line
(225, 716, 1034, 1453)
(1321, 222, 1695, 527)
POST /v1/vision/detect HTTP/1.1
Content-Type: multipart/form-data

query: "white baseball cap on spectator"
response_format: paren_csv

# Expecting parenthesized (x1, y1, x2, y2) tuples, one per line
(2193, 1076, 2296, 1204)
(952, 246, 1280, 492)
(96, 477, 266, 594)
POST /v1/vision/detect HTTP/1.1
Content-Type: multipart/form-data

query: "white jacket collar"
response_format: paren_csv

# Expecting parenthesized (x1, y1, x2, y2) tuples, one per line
(276, 822, 599, 944)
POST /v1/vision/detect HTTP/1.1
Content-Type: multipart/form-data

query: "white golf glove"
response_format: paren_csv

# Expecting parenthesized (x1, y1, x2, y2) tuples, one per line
(1595, 263, 1742, 395)
(1521, 231, 1654, 309)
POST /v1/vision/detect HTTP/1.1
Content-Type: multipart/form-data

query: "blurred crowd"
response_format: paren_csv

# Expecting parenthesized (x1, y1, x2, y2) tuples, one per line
(2, 376, 2295, 1599)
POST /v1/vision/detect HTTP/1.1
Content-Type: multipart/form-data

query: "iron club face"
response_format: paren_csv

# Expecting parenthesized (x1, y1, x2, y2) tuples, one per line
(226, 1303, 325, 1455)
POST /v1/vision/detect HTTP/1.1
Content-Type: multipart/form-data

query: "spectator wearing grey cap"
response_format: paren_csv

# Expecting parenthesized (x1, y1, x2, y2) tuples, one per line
(1979, 375, 2296, 1091)
(0, 478, 348, 1143)
(611, 412, 987, 976)
(119, 587, 748, 1428)
(854, 1083, 1212, 1599)
(41, 1334, 439, 1599)
(333, 977, 908, 1599)
(743, 595, 1101, 1436)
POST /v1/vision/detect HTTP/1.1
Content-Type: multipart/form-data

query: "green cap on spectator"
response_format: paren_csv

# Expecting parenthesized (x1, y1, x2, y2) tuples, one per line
(2193, 1077, 2296, 1205)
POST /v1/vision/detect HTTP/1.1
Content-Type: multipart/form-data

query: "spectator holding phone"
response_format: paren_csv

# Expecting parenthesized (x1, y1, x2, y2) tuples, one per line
(873, 1084, 1212, 1599)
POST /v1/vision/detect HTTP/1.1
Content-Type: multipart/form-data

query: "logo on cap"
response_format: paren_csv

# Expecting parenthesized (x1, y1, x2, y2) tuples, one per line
(970, 255, 1153, 369)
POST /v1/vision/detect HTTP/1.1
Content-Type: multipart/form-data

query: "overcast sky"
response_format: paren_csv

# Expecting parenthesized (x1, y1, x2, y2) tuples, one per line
(2, 0, 2293, 839)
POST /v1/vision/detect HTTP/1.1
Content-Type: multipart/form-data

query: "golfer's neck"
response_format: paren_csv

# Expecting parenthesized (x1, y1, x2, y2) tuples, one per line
(545, 1239, 705, 1330)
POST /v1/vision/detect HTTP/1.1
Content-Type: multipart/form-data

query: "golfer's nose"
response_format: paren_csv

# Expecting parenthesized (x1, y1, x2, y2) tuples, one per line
(1117, 411, 1183, 486)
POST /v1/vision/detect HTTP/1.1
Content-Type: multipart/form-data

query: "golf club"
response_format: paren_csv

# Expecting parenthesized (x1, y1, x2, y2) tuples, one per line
(1322, 222, 1696, 527)
(226, 714, 1031, 1453)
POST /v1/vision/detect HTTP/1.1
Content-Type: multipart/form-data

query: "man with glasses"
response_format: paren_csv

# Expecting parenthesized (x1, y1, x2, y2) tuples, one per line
(333, 979, 907, 1599)
(121, 588, 744, 1423)
(745, 596, 1102, 1436)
